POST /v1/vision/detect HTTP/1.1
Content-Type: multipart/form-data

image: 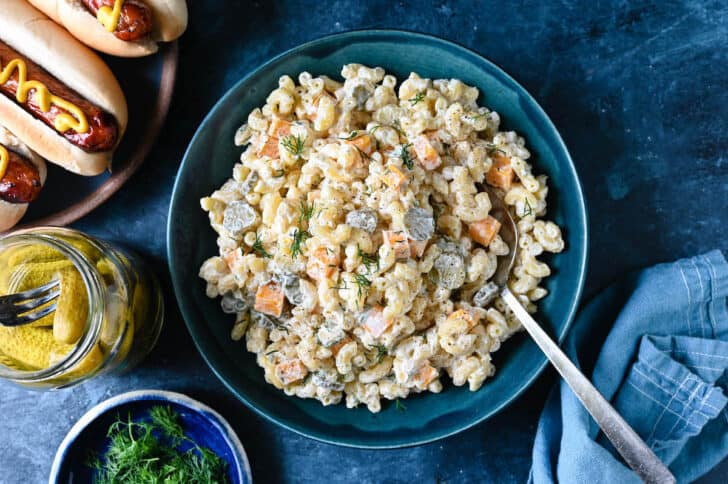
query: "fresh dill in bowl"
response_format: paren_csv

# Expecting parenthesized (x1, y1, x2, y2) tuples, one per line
(87, 405, 229, 483)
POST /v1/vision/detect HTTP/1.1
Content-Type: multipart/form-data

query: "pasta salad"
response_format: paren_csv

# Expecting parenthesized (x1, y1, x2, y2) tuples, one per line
(199, 64, 565, 412)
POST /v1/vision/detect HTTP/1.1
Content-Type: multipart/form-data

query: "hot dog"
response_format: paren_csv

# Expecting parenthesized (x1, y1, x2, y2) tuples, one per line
(0, 0, 127, 176)
(29, 0, 188, 58)
(0, 126, 46, 232)
(0, 41, 118, 153)
(80, 0, 154, 42)
(0, 149, 42, 205)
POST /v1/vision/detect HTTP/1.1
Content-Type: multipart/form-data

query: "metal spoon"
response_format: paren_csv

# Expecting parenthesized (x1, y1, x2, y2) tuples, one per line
(485, 187, 675, 484)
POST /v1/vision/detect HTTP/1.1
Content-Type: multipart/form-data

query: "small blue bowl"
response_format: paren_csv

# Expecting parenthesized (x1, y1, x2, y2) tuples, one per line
(49, 390, 252, 483)
(168, 29, 588, 448)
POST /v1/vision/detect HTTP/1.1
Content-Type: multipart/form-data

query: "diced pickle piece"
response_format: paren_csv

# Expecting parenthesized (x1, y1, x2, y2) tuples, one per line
(436, 238, 467, 257)
(234, 124, 251, 146)
(432, 253, 466, 290)
(221, 293, 248, 314)
(280, 273, 304, 306)
(241, 171, 259, 194)
(312, 369, 345, 391)
(473, 282, 499, 308)
(346, 209, 378, 233)
(404, 207, 435, 241)
(317, 321, 346, 348)
(352, 84, 371, 109)
(223, 201, 257, 239)
(252, 311, 274, 329)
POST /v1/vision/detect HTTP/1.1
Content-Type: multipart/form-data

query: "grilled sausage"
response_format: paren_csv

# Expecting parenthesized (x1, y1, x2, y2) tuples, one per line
(81, 0, 154, 42)
(0, 148, 42, 204)
(0, 40, 119, 152)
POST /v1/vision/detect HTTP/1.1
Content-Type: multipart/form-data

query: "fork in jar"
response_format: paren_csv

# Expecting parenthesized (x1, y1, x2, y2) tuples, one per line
(0, 280, 60, 327)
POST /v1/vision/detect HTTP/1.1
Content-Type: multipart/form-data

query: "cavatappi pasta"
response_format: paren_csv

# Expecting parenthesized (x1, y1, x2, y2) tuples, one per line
(199, 64, 565, 412)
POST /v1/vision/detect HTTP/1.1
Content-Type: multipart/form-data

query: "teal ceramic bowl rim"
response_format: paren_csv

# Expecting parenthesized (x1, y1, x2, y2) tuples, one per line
(168, 29, 589, 448)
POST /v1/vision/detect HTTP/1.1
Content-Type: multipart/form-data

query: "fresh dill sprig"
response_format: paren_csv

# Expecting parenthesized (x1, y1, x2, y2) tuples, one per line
(148, 406, 185, 444)
(371, 343, 387, 363)
(395, 399, 407, 411)
(354, 145, 370, 161)
(290, 200, 314, 259)
(291, 228, 311, 259)
(392, 120, 406, 137)
(465, 112, 487, 121)
(299, 200, 315, 224)
(252, 233, 272, 258)
(523, 199, 533, 217)
(87, 406, 228, 484)
(357, 244, 379, 273)
(484, 142, 506, 156)
(281, 134, 306, 157)
(330, 280, 349, 291)
(409, 92, 425, 105)
(353, 273, 371, 297)
(399, 143, 414, 169)
(338, 131, 360, 141)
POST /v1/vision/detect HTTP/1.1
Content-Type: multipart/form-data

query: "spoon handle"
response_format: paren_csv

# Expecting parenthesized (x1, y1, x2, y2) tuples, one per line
(501, 288, 675, 484)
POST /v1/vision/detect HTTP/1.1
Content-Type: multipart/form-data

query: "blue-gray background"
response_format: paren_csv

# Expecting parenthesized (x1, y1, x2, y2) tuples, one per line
(2, 1, 727, 482)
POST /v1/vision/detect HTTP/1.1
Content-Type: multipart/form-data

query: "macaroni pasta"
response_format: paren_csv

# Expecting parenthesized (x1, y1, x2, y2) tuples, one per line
(199, 65, 565, 412)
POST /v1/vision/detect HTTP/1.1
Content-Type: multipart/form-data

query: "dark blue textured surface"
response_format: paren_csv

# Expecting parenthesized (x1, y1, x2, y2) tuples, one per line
(1, 1, 727, 482)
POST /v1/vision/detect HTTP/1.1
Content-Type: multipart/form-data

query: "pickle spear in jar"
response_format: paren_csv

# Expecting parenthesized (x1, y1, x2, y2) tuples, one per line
(0, 243, 89, 369)
(0, 227, 164, 389)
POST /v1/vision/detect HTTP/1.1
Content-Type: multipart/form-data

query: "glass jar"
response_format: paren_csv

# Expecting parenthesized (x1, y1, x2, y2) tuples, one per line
(0, 227, 163, 389)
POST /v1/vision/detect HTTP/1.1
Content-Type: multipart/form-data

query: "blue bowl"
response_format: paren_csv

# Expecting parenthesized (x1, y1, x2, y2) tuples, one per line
(167, 29, 588, 448)
(49, 390, 252, 483)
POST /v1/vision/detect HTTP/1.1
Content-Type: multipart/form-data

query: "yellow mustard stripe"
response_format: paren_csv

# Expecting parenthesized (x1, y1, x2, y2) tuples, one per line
(0, 145, 8, 180)
(0, 58, 89, 134)
(97, 0, 124, 33)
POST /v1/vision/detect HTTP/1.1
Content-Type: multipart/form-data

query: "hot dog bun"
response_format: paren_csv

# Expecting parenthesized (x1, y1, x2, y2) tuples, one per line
(0, 126, 47, 232)
(28, 0, 188, 58)
(0, 0, 127, 176)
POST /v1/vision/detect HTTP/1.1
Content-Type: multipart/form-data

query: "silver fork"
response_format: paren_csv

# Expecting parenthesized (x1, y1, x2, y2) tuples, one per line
(0, 280, 60, 327)
(485, 186, 676, 484)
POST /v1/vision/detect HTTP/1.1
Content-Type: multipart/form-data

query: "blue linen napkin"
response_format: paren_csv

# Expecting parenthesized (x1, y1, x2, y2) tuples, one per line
(530, 250, 728, 483)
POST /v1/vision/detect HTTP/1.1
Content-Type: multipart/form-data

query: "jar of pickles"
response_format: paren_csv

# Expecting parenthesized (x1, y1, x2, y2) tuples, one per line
(0, 227, 163, 389)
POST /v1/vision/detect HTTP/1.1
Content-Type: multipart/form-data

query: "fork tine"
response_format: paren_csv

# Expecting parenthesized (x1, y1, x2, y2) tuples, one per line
(2, 303, 58, 327)
(11, 288, 61, 312)
(1, 280, 60, 304)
